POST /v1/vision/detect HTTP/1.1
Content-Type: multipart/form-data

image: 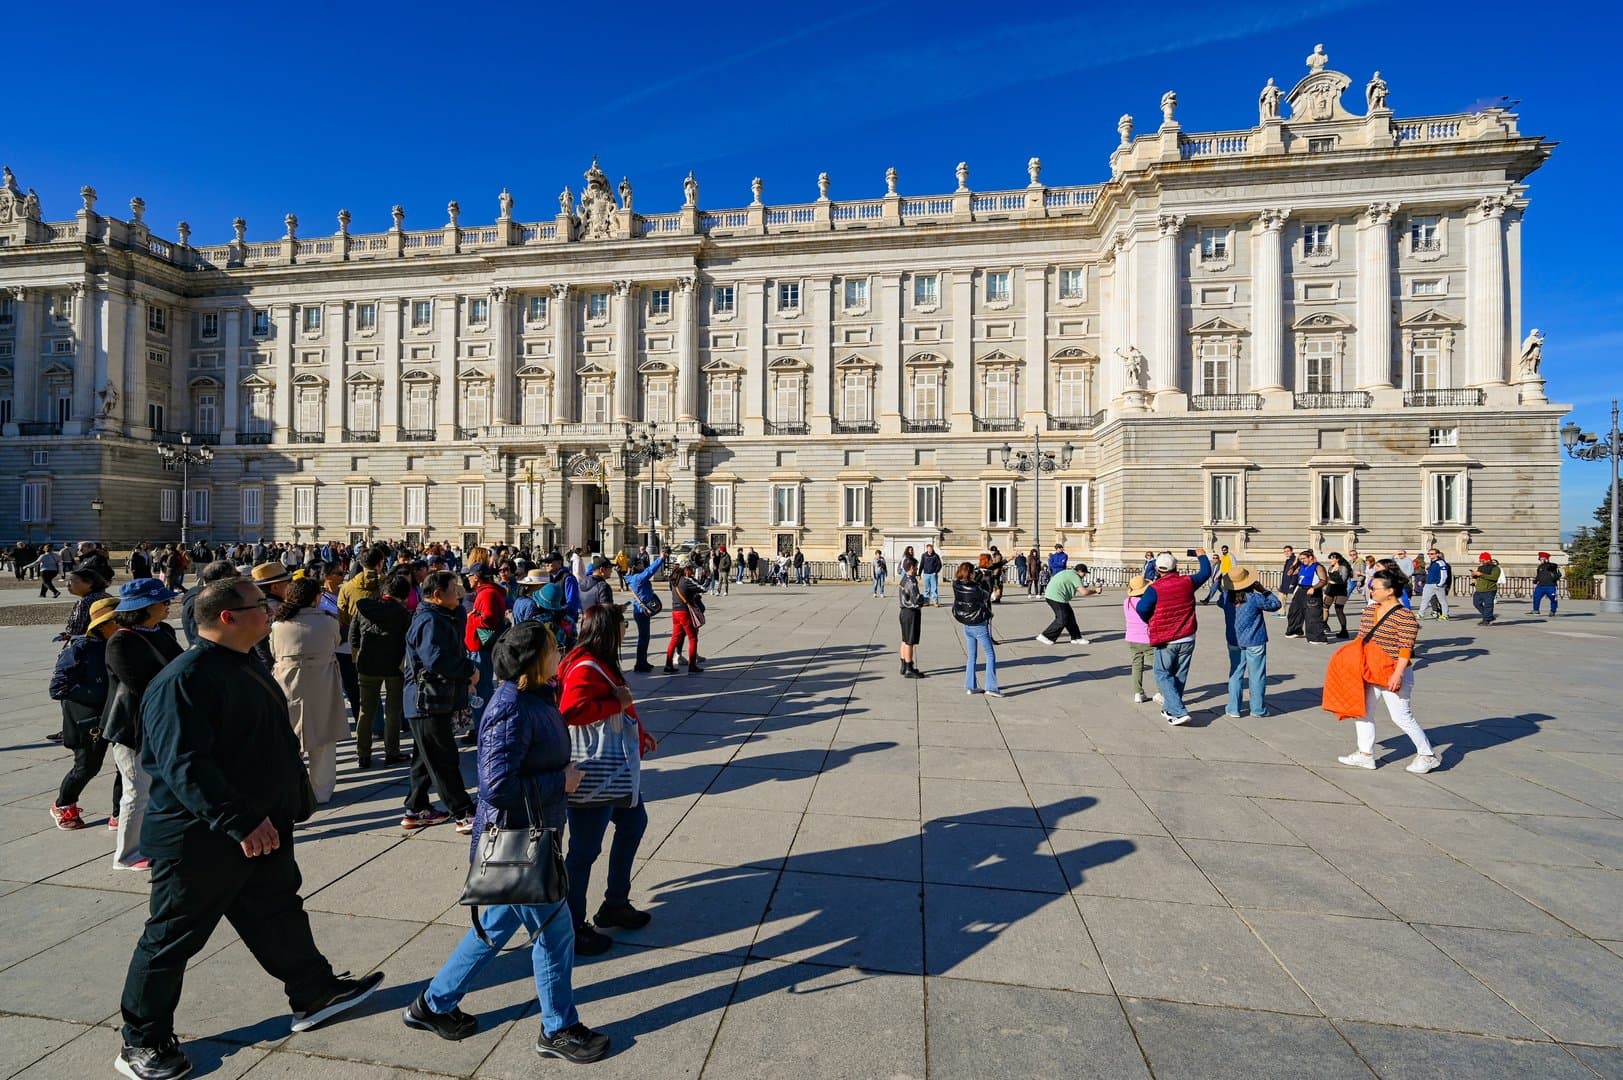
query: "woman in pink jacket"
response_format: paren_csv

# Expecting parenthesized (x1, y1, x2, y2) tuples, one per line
(1124, 576, 1154, 704)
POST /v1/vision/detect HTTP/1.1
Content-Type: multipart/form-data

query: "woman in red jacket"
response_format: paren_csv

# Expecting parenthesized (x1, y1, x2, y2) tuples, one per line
(558, 603, 657, 956)
(463, 562, 506, 725)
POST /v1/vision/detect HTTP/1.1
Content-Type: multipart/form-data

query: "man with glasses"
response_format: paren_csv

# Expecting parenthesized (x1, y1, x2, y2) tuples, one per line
(116, 579, 382, 1080)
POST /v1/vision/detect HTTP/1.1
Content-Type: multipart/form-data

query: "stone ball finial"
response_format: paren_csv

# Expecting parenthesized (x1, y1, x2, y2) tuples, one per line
(338, 208, 352, 233)
(284, 213, 298, 238)
(176, 221, 191, 247)
(955, 161, 969, 192)
(80, 186, 97, 213)
(129, 196, 146, 224)
(232, 217, 247, 243)
(391, 205, 405, 228)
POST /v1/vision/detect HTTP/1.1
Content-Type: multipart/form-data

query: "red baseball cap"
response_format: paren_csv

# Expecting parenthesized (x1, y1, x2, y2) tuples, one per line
(1537, 551, 1551, 560)
(1478, 552, 1492, 561)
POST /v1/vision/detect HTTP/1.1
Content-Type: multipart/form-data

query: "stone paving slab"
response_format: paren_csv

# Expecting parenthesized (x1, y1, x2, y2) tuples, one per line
(0, 585, 1620, 1077)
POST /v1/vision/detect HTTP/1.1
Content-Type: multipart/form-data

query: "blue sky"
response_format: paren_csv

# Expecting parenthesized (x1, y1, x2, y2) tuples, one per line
(8, 1, 1618, 535)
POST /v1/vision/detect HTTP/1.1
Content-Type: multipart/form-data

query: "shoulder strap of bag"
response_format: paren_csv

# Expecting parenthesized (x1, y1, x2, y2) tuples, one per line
(1361, 604, 1403, 644)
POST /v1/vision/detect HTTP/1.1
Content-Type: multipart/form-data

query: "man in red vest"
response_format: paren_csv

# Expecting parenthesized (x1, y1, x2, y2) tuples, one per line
(1133, 548, 1213, 726)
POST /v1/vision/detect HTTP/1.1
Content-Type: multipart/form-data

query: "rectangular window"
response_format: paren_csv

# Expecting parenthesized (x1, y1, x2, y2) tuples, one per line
(1317, 473, 1350, 524)
(246, 387, 271, 433)
(777, 281, 800, 311)
(772, 485, 798, 526)
(1429, 426, 1458, 448)
(913, 274, 939, 306)
(843, 485, 867, 527)
(1200, 340, 1233, 396)
(708, 377, 737, 426)
(1409, 215, 1441, 252)
(773, 374, 803, 423)
(1058, 268, 1085, 300)
(240, 486, 262, 528)
(296, 387, 322, 433)
(468, 297, 489, 326)
(461, 484, 484, 527)
(148, 349, 169, 366)
(148, 305, 167, 333)
(843, 278, 868, 310)
(587, 292, 609, 321)
(638, 483, 666, 525)
(460, 381, 490, 430)
(911, 369, 941, 421)
(711, 285, 735, 315)
(56, 394, 71, 424)
(1200, 228, 1229, 262)
(648, 289, 671, 318)
(1209, 474, 1238, 525)
(1430, 472, 1463, 524)
(1059, 481, 1090, 528)
(913, 484, 939, 528)
(1411, 279, 1443, 297)
(32, 449, 48, 467)
(644, 380, 671, 424)
(148, 402, 165, 431)
(0, 297, 13, 325)
(404, 485, 427, 527)
(293, 485, 316, 526)
(301, 306, 322, 333)
(200, 312, 219, 339)
(158, 488, 178, 523)
(1412, 337, 1441, 390)
(411, 300, 433, 329)
(842, 371, 870, 422)
(348, 485, 371, 526)
(405, 384, 433, 430)
(355, 303, 377, 331)
(525, 295, 548, 324)
(189, 489, 210, 526)
(984, 271, 1010, 303)
(1303, 337, 1336, 393)
(1308, 136, 1336, 154)
(251, 309, 270, 336)
(575, 381, 605, 424)
(350, 385, 378, 433)
(20, 480, 49, 524)
(1, 396, 14, 425)
(521, 380, 549, 426)
(1056, 366, 1087, 416)
(1303, 223, 1333, 257)
(195, 392, 219, 434)
(985, 484, 1011, 528)
(983, 369, 1013, 417)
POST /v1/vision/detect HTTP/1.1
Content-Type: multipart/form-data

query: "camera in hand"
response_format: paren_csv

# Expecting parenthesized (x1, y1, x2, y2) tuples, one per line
(1185, 548, 1197, 557)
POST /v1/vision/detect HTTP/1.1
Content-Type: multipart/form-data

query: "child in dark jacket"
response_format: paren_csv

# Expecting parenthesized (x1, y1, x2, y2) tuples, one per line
(48, 598, 120, 830)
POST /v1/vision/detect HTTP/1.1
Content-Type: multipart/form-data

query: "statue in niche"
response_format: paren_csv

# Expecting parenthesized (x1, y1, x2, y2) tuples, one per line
(1116, 346, 1148, 389)
(97, 381, 120, 419)
(1259, 78, 1282, 121)
(1160, 91, 1177, 126)
(1518, 329, 1545, 378)
(1366, 71, 1389, 112)
(1306, 43, 1329, 73)
(1117, 114, 1133, 146)
(683, 171, 698, 207)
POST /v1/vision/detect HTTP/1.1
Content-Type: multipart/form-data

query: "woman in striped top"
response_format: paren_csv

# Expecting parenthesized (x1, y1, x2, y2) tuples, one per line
(1337, 569, 1441, 774)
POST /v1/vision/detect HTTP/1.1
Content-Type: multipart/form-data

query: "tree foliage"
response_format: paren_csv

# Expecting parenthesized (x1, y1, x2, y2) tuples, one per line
(1567, 488, 1614, 579)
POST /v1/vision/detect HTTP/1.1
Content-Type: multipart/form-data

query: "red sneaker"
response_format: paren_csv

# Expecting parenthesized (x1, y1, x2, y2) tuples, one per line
(107, 815, 119, 830)
(401, 809, 450, 831)
(51, 804, 85, 830)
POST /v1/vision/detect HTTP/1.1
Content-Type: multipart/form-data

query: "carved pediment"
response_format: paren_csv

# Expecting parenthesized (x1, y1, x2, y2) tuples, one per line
(187, 375, 223, 389)
(1399, 307, 1461, 328)
(835, 353, 876, 368)
(564, 450, 608, 479)
(1292, 311, 1353, 330)
(240, 373, 273, 388)
(906, 351, 949, 367)
(703, 357, 744, 373)
(400, 368, 438, 382)
(515, 364, 551, 378)
(1190, 316, 1249, 335)
(637, 359, 677, 374)
(457, 366, 491, 381)
(344, 370, 382, 384)
(769, 355, 809, 369)
(1051, 346, 1096, 362)
(292, 372, 327, 386)
(976, 349, 1020, 365)
(41, 362, 74, 377)
(576, 360, 613, 376)
(1285, 46, 1355, 123)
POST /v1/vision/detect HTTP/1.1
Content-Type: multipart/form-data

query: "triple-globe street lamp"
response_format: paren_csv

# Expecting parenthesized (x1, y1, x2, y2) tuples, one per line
(625, 423, 679, 555)
(156, 432, 214, 547)
(1560, 399, 1623, 614)
(1000, 429, 1075, 559)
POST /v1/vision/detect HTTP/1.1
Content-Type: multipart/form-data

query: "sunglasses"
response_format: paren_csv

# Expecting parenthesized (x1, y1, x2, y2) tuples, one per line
(225, 600, 270, 612)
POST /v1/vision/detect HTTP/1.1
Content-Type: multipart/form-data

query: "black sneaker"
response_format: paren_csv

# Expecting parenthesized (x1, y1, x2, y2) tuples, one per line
(632, 663, 655, 673)
(402, 990, 478, 1041)
(536, 1022, 611, 1064)
(574, 924, 613, 956)
(115, 1037, 192, 1080)
(594, 901, 652, 930)
(291, 970, 385, 1032)
(662, 664, 678, 674)
(687, 666, 704, 675)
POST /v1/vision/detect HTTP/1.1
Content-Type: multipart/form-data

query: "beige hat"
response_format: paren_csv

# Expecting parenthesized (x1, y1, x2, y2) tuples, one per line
(1127, 575, 1150, 598)
(85, 596, 120, 633)
(251, 562, 291, 586)
(1227, 566, 1256, 591)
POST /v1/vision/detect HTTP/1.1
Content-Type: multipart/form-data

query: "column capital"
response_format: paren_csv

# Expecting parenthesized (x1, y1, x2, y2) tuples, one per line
(612, 279, 633, 297)
(1362, 201, 1400, 226)
(1258, 208, 1291, 232)
(550, 282, 571, 301)
(676, 276, 696, 295)
(1156, 213, 1186, 237)
(1476, 194, 1509, 220)
(490, 285, 512, 304)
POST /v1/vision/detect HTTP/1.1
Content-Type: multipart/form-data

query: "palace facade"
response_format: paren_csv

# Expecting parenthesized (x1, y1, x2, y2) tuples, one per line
(0, 45, 1562, 565)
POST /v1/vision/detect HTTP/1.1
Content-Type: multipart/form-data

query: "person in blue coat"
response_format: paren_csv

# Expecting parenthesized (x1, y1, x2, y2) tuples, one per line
(1217, 566, 1283, 718)
(401, 572, 477, 832)
(625, 553, 665, 673)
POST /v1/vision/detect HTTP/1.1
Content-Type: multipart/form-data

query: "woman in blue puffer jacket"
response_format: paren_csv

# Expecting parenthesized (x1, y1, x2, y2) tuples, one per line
(402, 624, 611, 1064)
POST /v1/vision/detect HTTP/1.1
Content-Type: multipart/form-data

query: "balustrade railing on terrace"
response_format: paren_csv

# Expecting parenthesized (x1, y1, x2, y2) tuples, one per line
(1180, 132, 1252, 159)
(1395, 117, 1464, 143)
(901, 417, 950, 433)
(1048, 410, 1106, 430)
(1189, 393, 1264, 411)
(1404, 388, 1484, 407)
(1294, 391, 1372, 409)
(973, 415, 1023, 432)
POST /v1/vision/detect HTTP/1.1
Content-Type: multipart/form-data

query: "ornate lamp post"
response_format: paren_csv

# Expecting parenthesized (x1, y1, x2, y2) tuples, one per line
(625, 422, 678, 555)
(1561, 400, 1623, 614)
(1000, 429, 1074, 556)
(156, 432, 214, 546)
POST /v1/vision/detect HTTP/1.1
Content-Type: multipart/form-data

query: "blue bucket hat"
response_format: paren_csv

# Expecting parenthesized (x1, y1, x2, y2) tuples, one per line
(115, 577, 178, 612)
(537, 582, 567, 612)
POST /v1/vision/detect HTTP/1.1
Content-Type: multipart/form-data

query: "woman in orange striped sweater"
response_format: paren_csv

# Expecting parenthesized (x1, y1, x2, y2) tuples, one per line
(1337, 568, 1441, 774)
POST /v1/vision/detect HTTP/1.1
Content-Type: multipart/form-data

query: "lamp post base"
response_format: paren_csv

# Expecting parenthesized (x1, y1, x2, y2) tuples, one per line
(1602, 571, 1623, 614)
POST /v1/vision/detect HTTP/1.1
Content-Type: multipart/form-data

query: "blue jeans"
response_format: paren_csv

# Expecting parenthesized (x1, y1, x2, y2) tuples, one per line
(873, 572, 886, 596)
(470, 648, 494, 723)
(632, 607, 652, 666)
(1531, 585, 1558, 613)
(922, 574, 939, 603)
(1226, 645, 1267, 717)
(425, 901, 578, 1036)
(1472, 591, 1497, 622)
(565, 800, 649, 930)
(962, 622, 999, 692)
(1153, 639, 1196, 717)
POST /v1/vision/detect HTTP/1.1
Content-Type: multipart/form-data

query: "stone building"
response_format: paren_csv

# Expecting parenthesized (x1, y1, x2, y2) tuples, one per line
(0, 45, 1562, 566)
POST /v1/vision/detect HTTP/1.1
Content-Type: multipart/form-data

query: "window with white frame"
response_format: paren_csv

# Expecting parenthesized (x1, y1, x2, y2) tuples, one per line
(55, 392, 71, 425)
(982, 368, 1014, 418)
(251, 309, 270, 336)
(1209, 473, 1239, 525)
(240, 486, 262, 527)
(913, 483, 939, 528)
(301, 306, 322, 333)
(1409, 215, 1441, 253)
(349, 382, 378, 433)
(245, 386, 272, 433)
(777, 281, 800, 312)
(20, 480, 49, 524)
(911, 368, 941, 421)
(985, 483, 1012, 528)
(468, 298, 489, 326)
(638, 483, 666, 526)
(1429, 471, 1465, 525)
(158, 488, 178, 523)
(1411, 336, 1441, 389)
(405, 383, 434, 430)
(521, 379, 550, 425)
(707, 374, 737, 426)
(348, 485, 370, 526)
(841, 369, 871, 423)
(148, 305, 167, 333)
(1410, 279, 1443, 297)
(461, 484, 485, 527)
(772, 371, 803, 424)
(1056, 366, 1088, 417)
(913, 274, 939, 307)
(404, 485, 426, 527)
(1302, 223, 1333, 258)
(355, 302, 377, 331)
(586, 292, 609, 321)
(32, 450, 48, 467)
(1059, 481, 1090, 527)
(843, 278, 868, 310)
(582, 378, 610, 424)
(460, 379, 490, 430)
(706, 483, 731, 526)
(648, 289, 671, 318)
(984, 271, 1011, 303)
(1317, 472, 1352, 524)
(1303, 336, 1336, 393)
(147, 349, 169, 366)
(644, 377, 672, 424)
(1058, 268, 1085, 300)
(148, 402, 165, 431)
(1200, 227, 1229, 262)
(526, 295, 548, 323)
(293, 485, 316, 526)
(411, 300, 433, 329)
(1199, 339, 1233, 396)
(1428, 426, 1458, 448)
(843, 485, 867, 527)
(194, 390, 219, 434)
(0, 297, 13, 325)
(772, 484, 798, 526)
(711, 285, 735, 315)
(295, 384, 322, 433)
(0, 395, 12, 427)
(189, 489, 210, 526)
(515, 481, 534, 526)
(200, 312, 219, 339)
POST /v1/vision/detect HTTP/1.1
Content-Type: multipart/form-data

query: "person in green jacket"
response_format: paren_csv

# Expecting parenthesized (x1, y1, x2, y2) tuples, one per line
(1036, 565, 1101, 646)
(1470, 552, 1502, 625)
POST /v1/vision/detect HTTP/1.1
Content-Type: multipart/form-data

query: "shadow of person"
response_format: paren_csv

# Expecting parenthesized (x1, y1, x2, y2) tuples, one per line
(1381, 712, 1553, 767)
(640, 741, 900, 802)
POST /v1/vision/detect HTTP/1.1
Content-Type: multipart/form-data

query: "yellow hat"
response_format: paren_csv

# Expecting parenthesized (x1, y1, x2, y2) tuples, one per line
(1227, 566, 1256, 591)
(86, 596, 120, 633)
(1128, 575, 1150, 597)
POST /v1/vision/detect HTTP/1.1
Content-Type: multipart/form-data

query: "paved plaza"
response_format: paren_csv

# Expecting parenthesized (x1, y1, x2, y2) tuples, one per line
(1, 582, 1621, 1079)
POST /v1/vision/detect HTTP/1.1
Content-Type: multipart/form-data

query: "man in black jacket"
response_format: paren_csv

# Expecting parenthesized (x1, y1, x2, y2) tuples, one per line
(180, 560, 241, 646)
(401, 571, 478, 831)
(350, 573, 412, 767)
(115, 579, 382, 1080)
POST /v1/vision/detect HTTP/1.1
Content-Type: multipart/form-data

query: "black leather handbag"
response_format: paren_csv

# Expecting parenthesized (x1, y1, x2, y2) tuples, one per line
(458, 785, 568, 944)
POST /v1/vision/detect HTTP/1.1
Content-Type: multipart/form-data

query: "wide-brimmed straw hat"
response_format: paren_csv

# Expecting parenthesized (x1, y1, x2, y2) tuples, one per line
(251, 562, 291, 586)
(1227, 567, 1256, 591)
(86, 596, 121, 633)
(1127, 575, 1150, 598)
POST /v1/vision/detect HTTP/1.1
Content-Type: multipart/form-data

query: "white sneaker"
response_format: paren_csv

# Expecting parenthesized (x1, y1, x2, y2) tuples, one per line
(1162, 711, 1191, 726)
(1337, 752, 1377, 770)
(1153, 693, 1165, 705)
(1035, 633, 1055, 645)
(1133, 692, 1149, 704)
(1071, 637, 1090, 646)
(1406, 754, 1442, 775)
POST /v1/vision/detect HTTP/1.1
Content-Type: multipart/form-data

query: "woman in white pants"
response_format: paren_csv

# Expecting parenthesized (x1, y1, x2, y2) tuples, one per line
(1338, 569, 1441, 775)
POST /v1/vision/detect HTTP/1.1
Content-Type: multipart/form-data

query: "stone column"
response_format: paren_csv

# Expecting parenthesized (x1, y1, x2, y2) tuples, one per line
(551, 284, 574, 423)
(96, 289, 127, 430)
(221, 303, 241, 444)
(950, 270, 974, 426)
(69, 282, 95, 431)
(327, 299, 346, 438)
(269, 302, 294, 440)
(743, 280, 765, 433)
(1468, 196, 1508, 388)
(810, 277, 833, 433)
(1355, 202, 1396, 390)
(613, 280, 637, 423)
(380, 297, 401, 439)
(436, 295, 458, 437)
(127, 294, 150, 437)
(1249, 209, 1289, 395)
(1023, 265, 1047, 420)
(676, 277, 699, 422)
(1153, 214, 1185, 403)
(8, 288, 40, 431)
(491, 286, 514, 425)
(879, 273, 902, 432)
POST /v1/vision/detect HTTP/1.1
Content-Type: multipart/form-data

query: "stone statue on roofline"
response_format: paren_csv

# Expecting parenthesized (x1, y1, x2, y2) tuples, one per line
(1518, 329, 1544, 379)
(1160, 91, 1177, 126)
(1366, 72, 1389, 112)
(683, 171, 698, 207)
(1116, 346, 1148, 389)
(1259, 78, 1282, 122)
(1306, 43, 1329, 74)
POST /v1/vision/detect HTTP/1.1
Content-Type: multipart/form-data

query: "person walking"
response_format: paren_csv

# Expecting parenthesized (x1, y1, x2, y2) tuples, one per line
(1036, 564, 1100, 645)
(1285, 550, 1329, 642)
(1201, 546, 1232, 604)
(464, 562, 506, 726)
(402, 571, 479, 833)
(872, 549, 888, 598)
(714, 546, 731, 595)
(625, 551, 665, 673)
(1014, 550, 1029, 589)
(116, 579, 384, 1080)
(403, 623, 608, 1063)
(578, 556, 615, 612)
(1531, 552, 1561, 615)
(1324, 552, 1353, 638)
(48, 597, 119, 831)
(1218, 567, 1282, 718)
(1334, 568, 1441, 775)
(269, 578, 348, 804)
(28, 544, 63, 597)
(951, 562, 1002, 697)
(1418, 549, 1452, 620)
(1470, 552, 1502, 625)
(351, 573, 412, 768)
(1134, 550, 1212, 726)
(897, 557, 927, 678)
(1275, 545, 1299, 619)
(664, 565, 705, 674)
(1124, 576, 1156, 704)
(101, 578, 185, 871)
(920, 544, 943, 606)
(54, 568, 110, 644)
(559, 604, 657, 958)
